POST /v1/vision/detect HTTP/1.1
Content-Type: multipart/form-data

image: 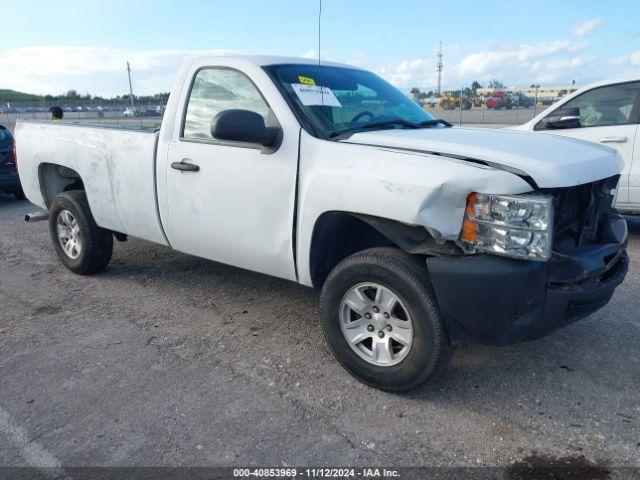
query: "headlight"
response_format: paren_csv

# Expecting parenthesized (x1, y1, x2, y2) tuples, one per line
(460, 193, 553, 261)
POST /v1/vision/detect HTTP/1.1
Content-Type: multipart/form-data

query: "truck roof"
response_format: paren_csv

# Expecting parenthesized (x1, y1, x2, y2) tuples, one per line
(190, 54, 359, 69)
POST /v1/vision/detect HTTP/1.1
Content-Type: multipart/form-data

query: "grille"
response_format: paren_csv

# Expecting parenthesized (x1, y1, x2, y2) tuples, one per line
(545, 175, 619, 247)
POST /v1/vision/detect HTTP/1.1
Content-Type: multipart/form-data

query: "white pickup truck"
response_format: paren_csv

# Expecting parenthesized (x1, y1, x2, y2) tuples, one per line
(16, 55, 629, 391)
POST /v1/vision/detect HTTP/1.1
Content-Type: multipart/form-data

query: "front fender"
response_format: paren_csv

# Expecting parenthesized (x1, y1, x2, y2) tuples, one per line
(295, 131, 532, 286)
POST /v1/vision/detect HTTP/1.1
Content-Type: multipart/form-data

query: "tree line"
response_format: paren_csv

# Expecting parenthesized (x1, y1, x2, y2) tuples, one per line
(1, 88, 170, 104)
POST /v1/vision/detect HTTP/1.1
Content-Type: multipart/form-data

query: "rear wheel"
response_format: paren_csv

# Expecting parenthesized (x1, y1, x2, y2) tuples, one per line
(49, 190, 113, 274)
(320, 247, 454, 392)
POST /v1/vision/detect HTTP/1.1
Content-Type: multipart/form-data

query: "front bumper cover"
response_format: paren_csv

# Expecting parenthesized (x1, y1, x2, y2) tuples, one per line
(426, 211, 629, 346)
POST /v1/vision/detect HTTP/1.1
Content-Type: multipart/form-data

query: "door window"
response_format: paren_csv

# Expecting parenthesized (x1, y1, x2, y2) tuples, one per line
(539, 81, 640, 129)
(183, 68, 271, 140)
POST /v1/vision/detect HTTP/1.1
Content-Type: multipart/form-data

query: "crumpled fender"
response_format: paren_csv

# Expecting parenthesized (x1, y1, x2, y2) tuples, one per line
(295, 131, 532, 286)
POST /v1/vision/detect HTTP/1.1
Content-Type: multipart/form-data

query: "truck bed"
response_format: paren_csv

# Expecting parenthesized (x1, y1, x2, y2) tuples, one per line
(16, 120, 168, 245)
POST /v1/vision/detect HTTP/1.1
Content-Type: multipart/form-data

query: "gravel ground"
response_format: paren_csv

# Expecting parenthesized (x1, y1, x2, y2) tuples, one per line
(0, 194, 639, 473)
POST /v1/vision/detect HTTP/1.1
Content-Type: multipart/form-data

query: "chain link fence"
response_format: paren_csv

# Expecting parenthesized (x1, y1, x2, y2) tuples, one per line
(423, 104, 551, 127)
(0, 100, 166, 132)
(2, 97, 554, 133)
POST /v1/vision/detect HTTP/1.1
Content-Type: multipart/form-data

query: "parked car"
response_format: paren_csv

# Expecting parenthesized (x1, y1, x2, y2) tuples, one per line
(123, 107, 137, 117)
(15, 56, 628, 391)
(508, 92, 532, 108)
(421, 97, 440, 108)
(513, 77, 640, 212)
(139, 107, 158, 117)
(485, 90, 517, 109)
(0, 125, 25, 199)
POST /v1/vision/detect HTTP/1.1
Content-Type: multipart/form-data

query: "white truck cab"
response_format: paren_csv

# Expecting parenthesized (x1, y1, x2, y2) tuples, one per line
(15, 55, 629, 391)
(513, 78, 640, 212)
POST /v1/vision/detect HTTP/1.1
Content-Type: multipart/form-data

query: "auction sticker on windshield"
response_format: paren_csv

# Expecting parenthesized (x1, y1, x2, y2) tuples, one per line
(291, 83, 342, 107)
(298, 75, 316, 85)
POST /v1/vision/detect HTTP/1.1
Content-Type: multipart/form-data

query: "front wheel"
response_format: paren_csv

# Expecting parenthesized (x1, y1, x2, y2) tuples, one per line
(320, 247, 454, 392)
(49, 190, 113, 275)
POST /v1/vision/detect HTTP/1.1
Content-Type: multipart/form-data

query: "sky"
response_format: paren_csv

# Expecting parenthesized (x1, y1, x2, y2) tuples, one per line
(1, 0, 639, 96)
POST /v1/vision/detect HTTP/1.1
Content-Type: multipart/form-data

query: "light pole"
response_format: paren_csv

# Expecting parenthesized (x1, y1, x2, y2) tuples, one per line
(458, 85, 463, 126)
(533, 84, 540, 117)
(436, 42, 443, 97)
(126, 61, 136, 116)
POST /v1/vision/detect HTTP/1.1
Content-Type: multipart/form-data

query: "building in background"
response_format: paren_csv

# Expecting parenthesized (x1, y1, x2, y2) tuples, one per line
(476, 86, 578, 101)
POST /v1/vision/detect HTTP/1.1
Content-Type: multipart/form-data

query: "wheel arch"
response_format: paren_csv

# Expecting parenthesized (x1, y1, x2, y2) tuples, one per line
(308, 211, 460, 289)
(38, 163, 85, 208)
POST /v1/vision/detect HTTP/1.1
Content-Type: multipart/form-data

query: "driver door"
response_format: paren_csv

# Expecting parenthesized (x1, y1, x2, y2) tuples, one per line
(162, 66, 299, 281)
(534, 81, 640, 206)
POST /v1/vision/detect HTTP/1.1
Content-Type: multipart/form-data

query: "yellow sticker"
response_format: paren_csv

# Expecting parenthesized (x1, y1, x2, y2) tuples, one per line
(298, 76, 316, 86)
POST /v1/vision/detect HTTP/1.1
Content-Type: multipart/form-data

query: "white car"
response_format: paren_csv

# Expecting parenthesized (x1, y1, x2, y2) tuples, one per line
(513, 78, 640, 212)
(15, 55, 628, 391)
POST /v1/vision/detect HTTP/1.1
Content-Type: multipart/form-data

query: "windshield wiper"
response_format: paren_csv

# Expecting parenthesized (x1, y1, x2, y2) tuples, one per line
(329, 119, 420, 139)
(419, 119, 453, 127)
(329, 118, 452, 139)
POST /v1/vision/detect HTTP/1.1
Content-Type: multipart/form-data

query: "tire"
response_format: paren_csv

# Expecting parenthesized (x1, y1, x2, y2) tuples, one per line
(320, 247, 454, 392)
(49, 190, 113, 274)
(13, 186, 26, 200)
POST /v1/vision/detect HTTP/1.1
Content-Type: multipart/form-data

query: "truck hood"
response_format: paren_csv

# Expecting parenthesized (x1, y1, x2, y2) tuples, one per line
(342, 127, 623, 188)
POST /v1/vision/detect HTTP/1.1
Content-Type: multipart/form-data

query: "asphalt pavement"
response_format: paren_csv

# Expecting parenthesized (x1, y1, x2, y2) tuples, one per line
(0, 195, 638, 475)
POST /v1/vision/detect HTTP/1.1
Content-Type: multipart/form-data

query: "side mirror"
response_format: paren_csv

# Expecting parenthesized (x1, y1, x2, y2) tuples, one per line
(541, 107, 581, 129)
(211, 109, 281, 148)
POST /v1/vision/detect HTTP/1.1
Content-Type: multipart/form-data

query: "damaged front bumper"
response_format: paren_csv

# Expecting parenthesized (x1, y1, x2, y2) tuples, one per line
(426, 210, 628, 346)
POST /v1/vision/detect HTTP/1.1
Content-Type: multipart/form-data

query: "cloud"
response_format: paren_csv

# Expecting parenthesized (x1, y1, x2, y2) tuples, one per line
(571, 19, 602, 37)
(455, 41, 587, 76)
(0, 46, 233, 96)
(0, 36, 629, 98)
(611, 51, 640, 71)
(300, 49, 316, 59)
(378, 58, 432, 88)
(346, 52, 365, 67)
(377, 40, 592, 90)
(299, 49, 334, 62)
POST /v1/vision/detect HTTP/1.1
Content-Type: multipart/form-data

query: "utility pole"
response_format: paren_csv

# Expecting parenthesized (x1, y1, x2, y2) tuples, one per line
(436, 41, 443, 97)
(126, 61, 136, 115)
(459, 85, 463, 126)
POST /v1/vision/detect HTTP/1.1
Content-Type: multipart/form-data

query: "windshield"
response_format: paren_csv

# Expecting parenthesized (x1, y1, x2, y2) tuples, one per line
(264, 64, 435, 139)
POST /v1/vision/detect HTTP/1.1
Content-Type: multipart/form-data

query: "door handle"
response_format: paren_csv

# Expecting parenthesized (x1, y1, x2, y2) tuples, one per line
(171, 159, 200, 172)
(600, 136, 627, 144)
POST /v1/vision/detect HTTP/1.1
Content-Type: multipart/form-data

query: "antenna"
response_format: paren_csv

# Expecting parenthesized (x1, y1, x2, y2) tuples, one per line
(317, 0, 322, 67)
(436, 42, 443, 97)
(318, 0, 324, 107)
